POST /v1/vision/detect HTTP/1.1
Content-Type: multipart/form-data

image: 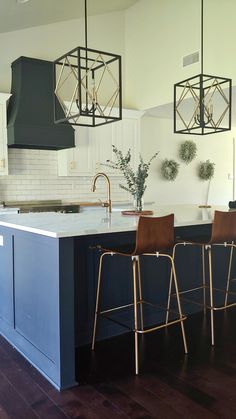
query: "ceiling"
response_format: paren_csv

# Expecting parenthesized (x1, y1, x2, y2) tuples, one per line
(0, 0, 138, 33)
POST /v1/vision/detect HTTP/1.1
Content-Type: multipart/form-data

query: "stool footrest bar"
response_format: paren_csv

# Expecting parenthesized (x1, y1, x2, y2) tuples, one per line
(136, 316, 187, 334)
(100, 313, 187, 334)
(100, 300, 183, 317)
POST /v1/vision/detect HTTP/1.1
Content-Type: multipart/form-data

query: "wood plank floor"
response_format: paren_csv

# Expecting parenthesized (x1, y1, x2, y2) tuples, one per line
(1, 310, 236, 418)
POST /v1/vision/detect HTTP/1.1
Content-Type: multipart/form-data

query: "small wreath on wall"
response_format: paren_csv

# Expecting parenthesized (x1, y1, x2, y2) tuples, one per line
(198, 159, 215, 181)
(161, 159, 179, 181)
(179, 140, 197, 164)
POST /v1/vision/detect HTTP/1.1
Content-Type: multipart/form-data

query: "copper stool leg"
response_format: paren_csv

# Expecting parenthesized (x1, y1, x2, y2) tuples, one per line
(92, 252, 107, 350)
(207, 247, 215, 346)
(137, 256, 144, 331)
(132, 256, 139, 374)
(224, 244, 234, 307)
(165, 269, 173, 324)
(202, 245, 207, 314)
(165, 246, 177, 324)
(167, 244, 206, 320)
(169, 255, 188, 354)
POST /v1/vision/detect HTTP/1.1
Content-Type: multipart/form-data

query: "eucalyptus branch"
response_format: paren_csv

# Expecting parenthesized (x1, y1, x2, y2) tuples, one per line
(104, 146, 159, 199)
(101, 161, 120, 171)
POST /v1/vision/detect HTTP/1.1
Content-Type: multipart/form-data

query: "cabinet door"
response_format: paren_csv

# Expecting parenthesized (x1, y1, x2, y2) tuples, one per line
(58, 110, 142, 177)
(92, 123, 117, 174)
(113, 118, 140, 169)
(93, 117, 141, 174)
(58, 126, 94, 176)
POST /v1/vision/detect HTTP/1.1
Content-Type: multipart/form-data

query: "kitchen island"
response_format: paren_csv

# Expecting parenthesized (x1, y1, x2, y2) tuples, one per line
(0, 205, 230, 390)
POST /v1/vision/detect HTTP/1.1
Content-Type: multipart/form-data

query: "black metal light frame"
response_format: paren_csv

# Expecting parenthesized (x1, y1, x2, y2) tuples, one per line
(174, 73, 232, 135)
(53, 0, 122, 127)
(174, 0, 232, 135)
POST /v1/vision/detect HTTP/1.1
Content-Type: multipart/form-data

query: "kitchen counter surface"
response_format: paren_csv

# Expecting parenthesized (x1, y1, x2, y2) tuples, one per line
(0, 204, 228, 238)
(0, 207, 19, 214)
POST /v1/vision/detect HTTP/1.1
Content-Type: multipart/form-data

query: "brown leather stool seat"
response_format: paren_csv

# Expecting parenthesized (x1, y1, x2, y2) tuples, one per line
(167, 210, 236, 345)
(92, 214, 188, 375)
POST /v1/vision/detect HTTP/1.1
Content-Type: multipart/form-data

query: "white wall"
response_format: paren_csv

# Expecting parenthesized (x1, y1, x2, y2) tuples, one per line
(140, 116, 236, 206)
(0, 11, 125, 92)
(0, 2, 234, 207)
(125, 0, 235, 109)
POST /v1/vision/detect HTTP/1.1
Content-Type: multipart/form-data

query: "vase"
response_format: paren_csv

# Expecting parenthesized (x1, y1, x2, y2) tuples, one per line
(133, 194, 144, 212)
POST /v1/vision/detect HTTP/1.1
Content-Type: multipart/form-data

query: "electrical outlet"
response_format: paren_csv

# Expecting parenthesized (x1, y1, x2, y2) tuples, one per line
(69, 161, 76, 170)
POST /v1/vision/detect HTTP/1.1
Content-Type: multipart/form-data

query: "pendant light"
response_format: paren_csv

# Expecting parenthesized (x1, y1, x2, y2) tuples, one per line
(174, 0, 231, 135)
(53, 0, 122, 127)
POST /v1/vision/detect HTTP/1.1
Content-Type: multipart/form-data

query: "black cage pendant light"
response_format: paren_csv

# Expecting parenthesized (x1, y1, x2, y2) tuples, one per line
(174, 0, 231, 135)
(53, 0, 122, 127)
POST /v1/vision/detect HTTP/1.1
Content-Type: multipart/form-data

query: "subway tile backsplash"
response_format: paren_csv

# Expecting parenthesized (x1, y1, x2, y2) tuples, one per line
(0, 149, 130, 203)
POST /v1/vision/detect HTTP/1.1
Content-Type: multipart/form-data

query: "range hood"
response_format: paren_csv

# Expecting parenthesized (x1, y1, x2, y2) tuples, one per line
(7, 56, 75, 150)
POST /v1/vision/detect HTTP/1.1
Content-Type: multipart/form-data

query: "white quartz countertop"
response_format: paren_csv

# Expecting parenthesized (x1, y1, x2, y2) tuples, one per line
(0, 204, 228, 238)
(0, 207, 19, 214)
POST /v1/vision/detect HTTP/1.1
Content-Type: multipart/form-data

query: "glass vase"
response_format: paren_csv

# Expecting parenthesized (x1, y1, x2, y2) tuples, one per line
(133, 194, 144, 212)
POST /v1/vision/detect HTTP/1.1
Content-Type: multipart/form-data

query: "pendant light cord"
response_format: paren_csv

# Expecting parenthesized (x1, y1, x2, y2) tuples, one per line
(84, 0, 88, 110)
(84, 0, 88, 50)
(201, 0, 203, 74)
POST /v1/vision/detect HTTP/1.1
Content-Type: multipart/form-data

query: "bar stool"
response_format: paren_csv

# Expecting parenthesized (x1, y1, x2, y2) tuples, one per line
(166, 210, 236, 346)
(91, 214, 188, 374)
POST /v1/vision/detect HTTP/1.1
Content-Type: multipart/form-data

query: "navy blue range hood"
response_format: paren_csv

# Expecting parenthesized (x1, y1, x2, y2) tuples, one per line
(7, 56, 75, 150)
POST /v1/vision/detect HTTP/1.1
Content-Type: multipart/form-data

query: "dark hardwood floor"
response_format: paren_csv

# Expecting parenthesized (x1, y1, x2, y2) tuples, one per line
(1, 310, 236, 418)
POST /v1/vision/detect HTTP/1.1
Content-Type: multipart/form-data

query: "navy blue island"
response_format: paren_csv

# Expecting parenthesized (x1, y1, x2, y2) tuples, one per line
(0, 205, 227, 390)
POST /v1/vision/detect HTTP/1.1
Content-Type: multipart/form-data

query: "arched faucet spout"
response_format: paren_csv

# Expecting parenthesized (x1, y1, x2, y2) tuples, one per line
(91, 172, 112, 213)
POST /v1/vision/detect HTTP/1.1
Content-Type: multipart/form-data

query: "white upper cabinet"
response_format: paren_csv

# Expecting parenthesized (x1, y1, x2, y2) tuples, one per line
(58, 126, 94, 176)
(57, 109, 143, 177)
(0, 93, 11, 176)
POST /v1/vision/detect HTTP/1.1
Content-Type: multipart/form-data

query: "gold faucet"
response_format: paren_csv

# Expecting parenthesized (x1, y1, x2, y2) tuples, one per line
(91, 172, 112, 213)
